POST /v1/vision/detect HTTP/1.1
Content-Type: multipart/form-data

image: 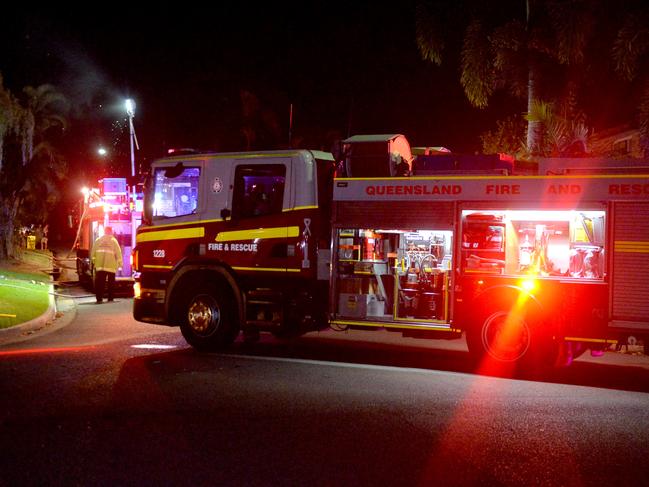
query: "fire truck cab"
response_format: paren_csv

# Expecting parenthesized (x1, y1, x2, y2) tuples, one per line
(133, 150, 335, 349)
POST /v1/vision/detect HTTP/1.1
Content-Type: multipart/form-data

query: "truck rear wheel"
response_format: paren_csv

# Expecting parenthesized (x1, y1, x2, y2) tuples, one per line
(466, 300, 557, 374)
(179, 282, 239, 351)
(472, 309, 531, 363)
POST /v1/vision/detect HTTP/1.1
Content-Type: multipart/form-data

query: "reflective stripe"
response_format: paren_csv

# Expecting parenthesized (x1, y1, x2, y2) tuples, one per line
(138, 207, 314, 233)
(283, 205, 318, 212)
(330, 320, 459, 332)
(614, 241, 649, 253)
(216, 226, 299, 242)
(165, 152, 298, 163)
(232, 266, 301, 273)
(137, 227, 205, 243)
(143, 265, 173, 270)
(564, 337, 618, 344)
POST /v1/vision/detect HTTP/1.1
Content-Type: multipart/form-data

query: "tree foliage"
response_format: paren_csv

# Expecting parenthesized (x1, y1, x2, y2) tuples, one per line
(239, 89, 282, 150)
(0, 74, 68, 260)
(611, 7, 649, 152)
(480, 115, 527, 157)
(481, 100, 590, 158)
(525, 99, 589, 156)
(416, 0, 649, 156)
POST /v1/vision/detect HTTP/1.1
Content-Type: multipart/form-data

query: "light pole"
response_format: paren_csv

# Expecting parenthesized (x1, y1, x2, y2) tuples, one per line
(124, 98, 140, 274)
(125, 99, 138, 177)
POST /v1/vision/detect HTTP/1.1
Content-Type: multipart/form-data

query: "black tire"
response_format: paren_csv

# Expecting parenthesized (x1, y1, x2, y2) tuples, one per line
(76, 258, 93, 291)
(466, 299, 557, 375)
(178, 281, 239, 351)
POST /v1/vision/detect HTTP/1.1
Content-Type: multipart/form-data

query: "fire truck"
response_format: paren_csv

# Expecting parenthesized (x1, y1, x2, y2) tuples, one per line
(132, 135, 649, 368)
(75, 177, 143, 289)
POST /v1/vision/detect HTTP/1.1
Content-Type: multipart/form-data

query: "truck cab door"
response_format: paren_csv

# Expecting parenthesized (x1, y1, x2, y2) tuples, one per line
(221, 158, 293, 273)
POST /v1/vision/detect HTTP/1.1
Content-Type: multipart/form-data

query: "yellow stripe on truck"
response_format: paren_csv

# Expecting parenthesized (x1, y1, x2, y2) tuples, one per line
(233, 266, 302, 273)
(615, 241, 649, 253)
(215, 226, 300, 242)
(137, 227, 205, 243)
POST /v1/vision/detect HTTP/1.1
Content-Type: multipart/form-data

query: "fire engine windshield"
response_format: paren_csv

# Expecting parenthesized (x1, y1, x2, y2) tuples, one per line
(151, 166, 200, 219)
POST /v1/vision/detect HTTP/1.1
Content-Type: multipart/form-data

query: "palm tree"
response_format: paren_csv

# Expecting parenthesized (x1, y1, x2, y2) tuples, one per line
(0, 76, 68, 260)
(612, 6, 649, 155)
(0, 75, 22, 173)
(0, 75, 25, 260)
(416, 0, 598, 155)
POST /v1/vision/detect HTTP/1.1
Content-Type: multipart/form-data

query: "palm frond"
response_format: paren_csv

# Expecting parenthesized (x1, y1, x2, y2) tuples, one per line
(490, 20, 528, 98)
(547, 0, 595, 65)
(415, 2, 447, 65)
(525, 98, 554, 123)
(612, 12, 649, 81)
(22, 84, 69, 137)
(460, 19, 494, 108)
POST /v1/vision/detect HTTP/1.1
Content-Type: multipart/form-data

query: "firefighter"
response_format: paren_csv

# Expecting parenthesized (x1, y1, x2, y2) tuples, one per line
(91, 226, 122, 303)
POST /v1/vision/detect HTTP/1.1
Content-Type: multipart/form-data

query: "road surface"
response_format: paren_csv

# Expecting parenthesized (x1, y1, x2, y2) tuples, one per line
(1, 291, 648, 486)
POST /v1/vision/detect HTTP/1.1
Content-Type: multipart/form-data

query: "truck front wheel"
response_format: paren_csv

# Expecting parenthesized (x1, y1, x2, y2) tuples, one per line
(179, 282, 239, 351)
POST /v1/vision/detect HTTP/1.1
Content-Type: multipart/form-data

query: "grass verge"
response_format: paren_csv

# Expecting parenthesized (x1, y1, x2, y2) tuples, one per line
(0, 250, 53, 329)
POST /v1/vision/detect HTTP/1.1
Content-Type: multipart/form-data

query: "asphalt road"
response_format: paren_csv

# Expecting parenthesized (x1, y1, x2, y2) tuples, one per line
(1, 291, 648, 486)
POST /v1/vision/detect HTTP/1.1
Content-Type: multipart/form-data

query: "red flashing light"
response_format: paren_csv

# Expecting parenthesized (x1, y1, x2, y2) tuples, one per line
(520, 278, 537, 292)
(167, 148, 197, 155)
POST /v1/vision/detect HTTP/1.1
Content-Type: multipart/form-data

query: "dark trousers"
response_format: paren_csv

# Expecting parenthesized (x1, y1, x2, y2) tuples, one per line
(95, 270, 116, 303)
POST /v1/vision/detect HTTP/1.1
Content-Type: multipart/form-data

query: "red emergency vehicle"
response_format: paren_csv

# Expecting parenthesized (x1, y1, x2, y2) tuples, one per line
(75, 177, 142, 289)
(132, 150, 335, 348)
(132, 136, 649, 369)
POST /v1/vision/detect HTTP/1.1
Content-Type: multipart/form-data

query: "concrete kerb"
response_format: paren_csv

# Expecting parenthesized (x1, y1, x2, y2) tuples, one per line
(0, 285, 78, 347)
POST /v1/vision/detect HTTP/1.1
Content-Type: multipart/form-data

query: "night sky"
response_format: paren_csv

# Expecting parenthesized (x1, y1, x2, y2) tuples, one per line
(1, 5, 521, 177)
(1, 4, 639, 182)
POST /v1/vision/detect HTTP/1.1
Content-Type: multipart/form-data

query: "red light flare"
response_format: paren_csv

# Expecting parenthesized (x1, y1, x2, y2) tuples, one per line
(418, 372, 582, 484)
(0, 346, 97, 357)
(418, 292, 580, 484)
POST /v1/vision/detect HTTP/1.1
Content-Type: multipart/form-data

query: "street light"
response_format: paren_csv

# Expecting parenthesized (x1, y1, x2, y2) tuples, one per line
(125, 98, 135, 118)
(97, 147, 107, 157)
(124, 99, 138, 177)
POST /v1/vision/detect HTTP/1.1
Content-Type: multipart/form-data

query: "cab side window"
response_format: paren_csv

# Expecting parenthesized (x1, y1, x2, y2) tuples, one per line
(233, 165, 286, 219)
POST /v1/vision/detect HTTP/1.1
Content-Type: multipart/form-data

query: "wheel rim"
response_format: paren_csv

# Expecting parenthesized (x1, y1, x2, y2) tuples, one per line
(481, 310, 531, 362)
(187, 294, 221, 336)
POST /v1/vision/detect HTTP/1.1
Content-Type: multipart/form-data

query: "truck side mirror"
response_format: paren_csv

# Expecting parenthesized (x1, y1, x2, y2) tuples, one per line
(220, 208, 232, 220)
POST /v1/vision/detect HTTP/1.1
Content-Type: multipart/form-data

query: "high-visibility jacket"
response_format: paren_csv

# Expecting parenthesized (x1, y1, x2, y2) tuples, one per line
(91, 234, 123, 273)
